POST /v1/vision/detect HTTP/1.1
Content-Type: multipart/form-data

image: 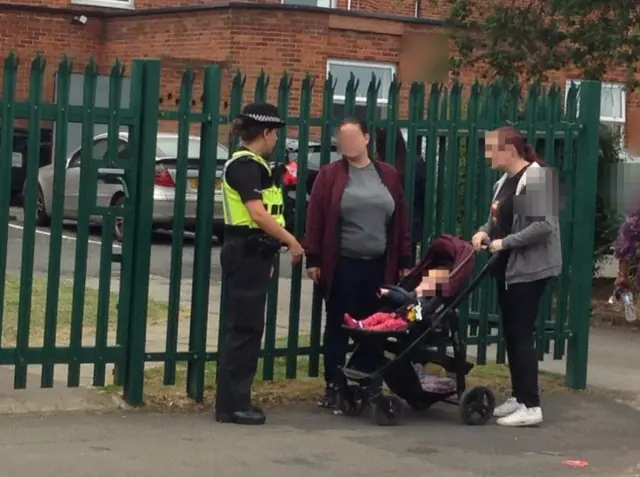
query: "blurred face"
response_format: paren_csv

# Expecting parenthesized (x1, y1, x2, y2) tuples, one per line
(429, 268, 449, 283)
(485, 131, 517, 171)
(337, 123, 369, 159)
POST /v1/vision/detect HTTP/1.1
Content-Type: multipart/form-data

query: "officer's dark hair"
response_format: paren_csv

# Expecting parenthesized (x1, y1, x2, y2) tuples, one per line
(337, 117, 369, 135)
(230, 117, 271, 143)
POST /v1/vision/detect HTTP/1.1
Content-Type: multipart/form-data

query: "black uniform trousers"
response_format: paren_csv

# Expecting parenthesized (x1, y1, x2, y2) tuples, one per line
(323, 256, 386, 386)
(215, 236, 275, 413)
(495, 275, 549, 408)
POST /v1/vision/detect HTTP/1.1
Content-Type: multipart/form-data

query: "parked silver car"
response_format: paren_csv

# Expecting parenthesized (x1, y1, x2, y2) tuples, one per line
(32, 132, 227, 242)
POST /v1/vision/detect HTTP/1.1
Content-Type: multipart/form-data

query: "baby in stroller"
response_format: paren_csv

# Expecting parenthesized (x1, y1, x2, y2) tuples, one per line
(343, 268, 451, 332)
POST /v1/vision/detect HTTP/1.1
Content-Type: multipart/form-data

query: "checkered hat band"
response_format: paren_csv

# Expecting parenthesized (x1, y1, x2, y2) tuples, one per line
(245, 113, 283, 123)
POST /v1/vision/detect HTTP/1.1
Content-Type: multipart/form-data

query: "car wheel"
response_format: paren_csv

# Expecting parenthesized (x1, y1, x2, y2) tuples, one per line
(34, 185, 50, 227)
(112, 194, 126, 242)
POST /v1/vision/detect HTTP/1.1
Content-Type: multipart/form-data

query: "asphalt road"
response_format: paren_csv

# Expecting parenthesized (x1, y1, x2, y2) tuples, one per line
(6, 207, 295, 282)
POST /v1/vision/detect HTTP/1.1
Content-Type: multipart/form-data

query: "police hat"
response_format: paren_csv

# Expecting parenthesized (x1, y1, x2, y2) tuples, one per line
(237, 102, 286, 129)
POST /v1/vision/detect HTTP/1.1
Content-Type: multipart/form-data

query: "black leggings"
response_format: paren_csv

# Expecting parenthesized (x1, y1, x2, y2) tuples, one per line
(496, 277, 549, 408)
(323, 256, 386, 386)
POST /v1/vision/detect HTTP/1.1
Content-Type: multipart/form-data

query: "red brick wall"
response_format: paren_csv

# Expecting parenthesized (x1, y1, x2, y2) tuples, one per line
(0, 11, 103, 101)
(1, 2, 639, 151)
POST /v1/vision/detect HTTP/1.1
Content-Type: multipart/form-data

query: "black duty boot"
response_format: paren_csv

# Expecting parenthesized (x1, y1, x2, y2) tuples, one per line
(317, 383, 338, 409)
(215, 408, 266, 425)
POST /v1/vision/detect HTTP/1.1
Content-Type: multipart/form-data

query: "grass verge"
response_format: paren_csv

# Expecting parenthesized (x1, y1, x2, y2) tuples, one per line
(3, 274, 173, 345)
(109, 336, 574, 412)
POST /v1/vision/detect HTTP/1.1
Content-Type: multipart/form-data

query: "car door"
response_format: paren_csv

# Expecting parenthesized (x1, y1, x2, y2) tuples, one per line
(65, 138, 109, 219)
(95, 139, 129, 209)
(64, 148, 82, 218)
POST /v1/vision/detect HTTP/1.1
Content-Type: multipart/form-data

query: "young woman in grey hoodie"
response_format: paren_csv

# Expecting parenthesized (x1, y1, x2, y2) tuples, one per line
(472, 126, 562, 428)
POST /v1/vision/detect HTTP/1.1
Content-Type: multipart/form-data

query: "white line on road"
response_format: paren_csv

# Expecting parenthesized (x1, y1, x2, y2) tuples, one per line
(8, 223, 122, 249)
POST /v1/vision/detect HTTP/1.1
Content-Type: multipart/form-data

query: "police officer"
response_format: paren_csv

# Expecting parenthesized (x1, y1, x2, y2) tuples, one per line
(215, 103, 304, 425)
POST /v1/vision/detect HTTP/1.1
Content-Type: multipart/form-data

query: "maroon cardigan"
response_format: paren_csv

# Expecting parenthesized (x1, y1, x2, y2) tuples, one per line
(303, 158, 413, 295)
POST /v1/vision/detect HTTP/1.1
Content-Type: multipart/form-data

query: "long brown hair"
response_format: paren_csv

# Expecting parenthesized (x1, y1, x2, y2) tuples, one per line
(494, 126, 546, 166)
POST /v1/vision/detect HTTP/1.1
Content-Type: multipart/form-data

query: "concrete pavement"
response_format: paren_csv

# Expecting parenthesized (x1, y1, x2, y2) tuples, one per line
(1, 395, 640, 477)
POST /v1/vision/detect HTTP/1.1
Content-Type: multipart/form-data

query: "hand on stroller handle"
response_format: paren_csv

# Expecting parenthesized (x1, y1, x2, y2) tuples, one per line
(477, 236, 503, 254)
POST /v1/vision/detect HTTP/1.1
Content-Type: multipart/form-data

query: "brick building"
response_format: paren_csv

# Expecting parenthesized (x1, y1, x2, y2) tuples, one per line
(1, 0, 638, 153)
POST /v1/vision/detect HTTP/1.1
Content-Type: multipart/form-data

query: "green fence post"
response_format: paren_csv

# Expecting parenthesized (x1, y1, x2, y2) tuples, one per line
(262, 72, 291, 381)
(364, 73, 380, 156)
(164, 67, 194, 386)
(554, 83, 578, 360)
(285, 74, 313, 379)
(40, 58, 74, 386)
(565, 80, 601, 390)
(186, 65, 221, 402)
(217, 71, 245, 371)
(15, 55, 45, 389)
(0, 53, 18, 352)
(93, 59, 125, 388)
(420, 84, 441, 254)
(67, 59, 98, 388)
(308, 73, 336, 378)
(122, 59, 161, 406)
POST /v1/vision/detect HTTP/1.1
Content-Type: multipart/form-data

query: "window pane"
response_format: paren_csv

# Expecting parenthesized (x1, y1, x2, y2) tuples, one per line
(217, 144, 229, 160)
(328, 62, 394, 101)
(600, 84, 624, 120)
(93, 140, 109, 160)
(565, 80, 625, 122)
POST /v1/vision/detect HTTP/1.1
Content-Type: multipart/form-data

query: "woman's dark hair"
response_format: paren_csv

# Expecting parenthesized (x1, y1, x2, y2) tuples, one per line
(494, 126, 546, 166)
(375, 127, 408, 178)
(337, 117, 368, 135)
(230, 117, 269, 142)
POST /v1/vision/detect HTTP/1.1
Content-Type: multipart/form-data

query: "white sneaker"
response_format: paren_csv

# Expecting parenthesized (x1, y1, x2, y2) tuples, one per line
(493, 397, 520, 418)
(496, 405, 543, 427)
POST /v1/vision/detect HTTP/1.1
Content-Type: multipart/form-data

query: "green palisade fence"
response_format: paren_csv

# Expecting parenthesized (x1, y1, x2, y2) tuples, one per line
(0, 55, 601, 405)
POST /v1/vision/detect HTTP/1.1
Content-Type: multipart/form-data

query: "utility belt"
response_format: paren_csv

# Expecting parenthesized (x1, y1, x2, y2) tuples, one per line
(225, 226, 283, 258)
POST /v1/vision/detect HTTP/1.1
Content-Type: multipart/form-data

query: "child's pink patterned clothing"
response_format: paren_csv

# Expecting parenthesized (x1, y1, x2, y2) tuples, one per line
(344, 312, 408, 331)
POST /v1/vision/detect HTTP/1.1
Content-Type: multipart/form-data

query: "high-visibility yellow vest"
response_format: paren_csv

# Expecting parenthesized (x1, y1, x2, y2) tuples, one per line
(222, 150, 286, 228)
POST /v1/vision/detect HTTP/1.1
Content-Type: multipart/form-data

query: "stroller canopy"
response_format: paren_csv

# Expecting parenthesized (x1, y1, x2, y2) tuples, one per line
(402, 235, 475, 296)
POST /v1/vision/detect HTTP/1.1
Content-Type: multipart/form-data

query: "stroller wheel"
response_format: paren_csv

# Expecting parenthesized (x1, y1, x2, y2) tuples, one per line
(459, 386, 496, 426)
(372, 395, 403, 426)
(337, 385, 367, 417)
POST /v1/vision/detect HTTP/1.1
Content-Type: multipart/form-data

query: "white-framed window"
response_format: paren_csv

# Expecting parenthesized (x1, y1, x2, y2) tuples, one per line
(327, 59, 396, 122)
(71, 0, 133, 8)
(565, 80, 626, 145)
(282, 0, 335, 7)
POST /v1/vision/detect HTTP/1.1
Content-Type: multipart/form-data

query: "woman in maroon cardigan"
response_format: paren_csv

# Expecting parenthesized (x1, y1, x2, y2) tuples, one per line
(304, 118, 412, 408)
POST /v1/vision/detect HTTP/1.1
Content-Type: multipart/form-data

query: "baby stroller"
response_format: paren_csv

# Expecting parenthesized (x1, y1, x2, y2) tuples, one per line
(336, 234, 501, 426)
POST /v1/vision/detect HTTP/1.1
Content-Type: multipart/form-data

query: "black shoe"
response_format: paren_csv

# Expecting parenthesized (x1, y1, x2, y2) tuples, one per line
(215, 409, 266, 425)
(317, 385, 338, 409)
